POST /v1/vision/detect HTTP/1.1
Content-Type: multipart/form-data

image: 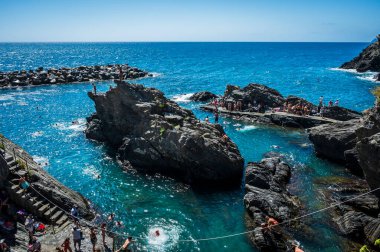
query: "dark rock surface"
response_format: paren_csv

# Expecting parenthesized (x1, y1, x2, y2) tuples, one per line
(340, 34, 380, 72)
(308, 119, 362, 163)
(244, 155, 301, 251)
(86, 81, 244, 186)
(0, 64, 151, 88)
(357, 133, 380, 197)
(189, 91, 218, 102)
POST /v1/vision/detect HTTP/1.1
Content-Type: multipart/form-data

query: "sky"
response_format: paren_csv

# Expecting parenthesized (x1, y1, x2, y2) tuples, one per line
(0, 0, 379, 42)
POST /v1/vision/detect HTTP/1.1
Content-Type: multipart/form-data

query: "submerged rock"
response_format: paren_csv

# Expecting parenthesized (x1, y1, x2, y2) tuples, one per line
(340, 34, 380, 72)
(189, 91, 218, 102)
(86, 81, 244, 186)
(244, 155, 302, 251)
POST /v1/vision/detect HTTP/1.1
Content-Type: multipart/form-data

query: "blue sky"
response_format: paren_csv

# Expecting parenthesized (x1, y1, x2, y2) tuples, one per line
(0, 0, 379, 42)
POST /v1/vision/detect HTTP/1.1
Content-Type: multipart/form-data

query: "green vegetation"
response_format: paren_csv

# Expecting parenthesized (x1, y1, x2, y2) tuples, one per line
(160, 127, 166, 136)
(372, 86, 380, 104)
(159, 103, 165, 109)
(0, 142, 4, 150)
(16, 159, 27, 170)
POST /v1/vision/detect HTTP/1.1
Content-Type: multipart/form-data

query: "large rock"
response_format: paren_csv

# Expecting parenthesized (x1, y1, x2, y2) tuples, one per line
(340, 35, 380, 72)
(189, 91, 218, 102)
(86, 81, 244, 186)
(244, 155, 301, 251)
(357, 133, 380, 197)
(224, 83, 285, 111)
(322, 106, 361, 121)
(308, 119, 362, 163)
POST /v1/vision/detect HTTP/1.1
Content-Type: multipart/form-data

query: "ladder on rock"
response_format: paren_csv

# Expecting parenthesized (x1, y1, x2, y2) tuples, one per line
(1, 152, 71, 231)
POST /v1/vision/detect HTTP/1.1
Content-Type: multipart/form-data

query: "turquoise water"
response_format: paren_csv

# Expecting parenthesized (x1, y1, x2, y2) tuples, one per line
(0, 43, 378, 251)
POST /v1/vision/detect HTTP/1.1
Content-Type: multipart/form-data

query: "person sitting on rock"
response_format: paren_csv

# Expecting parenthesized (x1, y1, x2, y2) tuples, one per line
(116, 236, 134, 252)
(334, 99, 339, 106)
(61, 238, 72, 252)
(70, 205, 79, 223)
(265, 216, 279, 230)
(328, 100, 333, 107)
(18, 176, 30, 191)
(0, 239, 9, 252)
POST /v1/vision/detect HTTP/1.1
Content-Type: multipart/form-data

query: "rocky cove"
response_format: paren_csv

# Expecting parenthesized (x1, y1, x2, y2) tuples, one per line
(1, 41, 380, 252)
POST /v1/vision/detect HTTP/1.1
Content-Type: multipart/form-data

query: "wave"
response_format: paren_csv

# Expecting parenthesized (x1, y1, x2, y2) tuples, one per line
(171, 93, 194, 103)
(32, 155, 49, 167)
(31, 131, 44, 138)
(0, 94, 15, 101)
(83, 165, 101, 179)
(239, 125, 258, 131)
(329, 67, 358, 73)
(357, 74, 379, 83)
(150, 72, 162, 78)
(52, 118, 86, 132)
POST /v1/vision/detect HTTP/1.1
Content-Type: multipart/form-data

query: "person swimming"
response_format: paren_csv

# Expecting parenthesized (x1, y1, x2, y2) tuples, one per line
(155, 230, 160, 237)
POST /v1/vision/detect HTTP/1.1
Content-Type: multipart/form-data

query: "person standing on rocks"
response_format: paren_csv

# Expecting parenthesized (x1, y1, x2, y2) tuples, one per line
(101, 223, 107, 245)
(72, 226, 82, 251)
(214, 111, 219, 123)
(90, 227, 97, 252)
(119, 66, 123, 81)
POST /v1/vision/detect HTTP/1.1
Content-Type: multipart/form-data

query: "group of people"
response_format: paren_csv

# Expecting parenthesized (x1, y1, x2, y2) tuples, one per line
(59, 209, 136, 252)
(282, 101, 312, 116)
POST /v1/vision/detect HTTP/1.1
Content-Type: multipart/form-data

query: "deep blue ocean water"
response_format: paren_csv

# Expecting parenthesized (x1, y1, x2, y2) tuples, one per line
(0, 42, 378, 251)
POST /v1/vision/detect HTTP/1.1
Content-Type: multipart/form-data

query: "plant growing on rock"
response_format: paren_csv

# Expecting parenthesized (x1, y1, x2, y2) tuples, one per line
(372, 86, 380, 105)
(16, 159, 26, 170)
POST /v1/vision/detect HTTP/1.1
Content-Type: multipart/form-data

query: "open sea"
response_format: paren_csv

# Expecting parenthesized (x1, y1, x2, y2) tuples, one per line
(0, 42, 378, 251)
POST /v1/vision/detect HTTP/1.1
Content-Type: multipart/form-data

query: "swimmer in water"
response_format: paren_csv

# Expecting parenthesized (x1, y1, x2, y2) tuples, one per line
(155, 230, 160, 237)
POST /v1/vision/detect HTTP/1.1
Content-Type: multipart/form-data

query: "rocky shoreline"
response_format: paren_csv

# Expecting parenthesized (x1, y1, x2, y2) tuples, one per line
(340, 34, 380, 81)
(0, 63, 152, 88)
(85, 80, 244, 186)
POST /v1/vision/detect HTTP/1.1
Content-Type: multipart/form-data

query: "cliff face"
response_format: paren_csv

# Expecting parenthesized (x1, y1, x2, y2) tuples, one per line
(340, 35, 380, 72)
(308, 105, 380, 194)
(86, 81, 244, 186)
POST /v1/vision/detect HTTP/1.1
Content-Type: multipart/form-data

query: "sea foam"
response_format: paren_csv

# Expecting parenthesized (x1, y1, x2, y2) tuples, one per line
(171, 93, 194, 103)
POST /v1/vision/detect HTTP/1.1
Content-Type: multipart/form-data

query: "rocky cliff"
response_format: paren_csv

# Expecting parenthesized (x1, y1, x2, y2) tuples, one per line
(85, 81, 244, 186)
(340, 35, 380, 72)
(308, 103, 380, 193)
(244, 154, 302, 251)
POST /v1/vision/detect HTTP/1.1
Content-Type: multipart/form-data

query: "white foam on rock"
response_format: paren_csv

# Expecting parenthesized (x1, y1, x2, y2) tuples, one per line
(171, 93, 194, 103)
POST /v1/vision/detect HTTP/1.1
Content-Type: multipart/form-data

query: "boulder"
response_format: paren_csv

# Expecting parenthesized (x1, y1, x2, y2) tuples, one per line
(340, 36, 380, 72)
(308, 119, 361, 163)
(85, 81, 244, 186)
(189, 91, 218, 102)
(322, 106, 361, 121)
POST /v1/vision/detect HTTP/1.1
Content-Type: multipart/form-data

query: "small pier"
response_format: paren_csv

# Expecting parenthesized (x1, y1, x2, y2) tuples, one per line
(201, 105, 339, 128)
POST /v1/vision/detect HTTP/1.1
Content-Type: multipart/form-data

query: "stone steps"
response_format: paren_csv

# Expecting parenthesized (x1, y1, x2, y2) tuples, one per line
(4, 154, 71, 228)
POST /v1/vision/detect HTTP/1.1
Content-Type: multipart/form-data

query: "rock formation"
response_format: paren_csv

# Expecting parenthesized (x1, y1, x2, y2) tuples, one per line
(244, 154, 302, 251)
(221, 83, 360, 121)
(189, 91, 218, 102)
(340, 35, 380, 73)
(85, 81, 244, 186)
(0, 64, 151, 88)
(308, 102, 380, 184)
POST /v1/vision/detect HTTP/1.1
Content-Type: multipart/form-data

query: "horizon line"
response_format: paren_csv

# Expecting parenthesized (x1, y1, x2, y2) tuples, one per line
(0, 40, 371, 44)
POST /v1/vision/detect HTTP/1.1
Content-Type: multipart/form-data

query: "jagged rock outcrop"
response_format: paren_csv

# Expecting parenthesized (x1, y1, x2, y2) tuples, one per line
(308, 104, 380, 186)
(224, 84, 285, 111)
(244, 154, 301, 251)
(85, 81, 244, 186)
(340, 35, 380, 73)
(189, 91, 218, 102)
(0, 64, 151, 88)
